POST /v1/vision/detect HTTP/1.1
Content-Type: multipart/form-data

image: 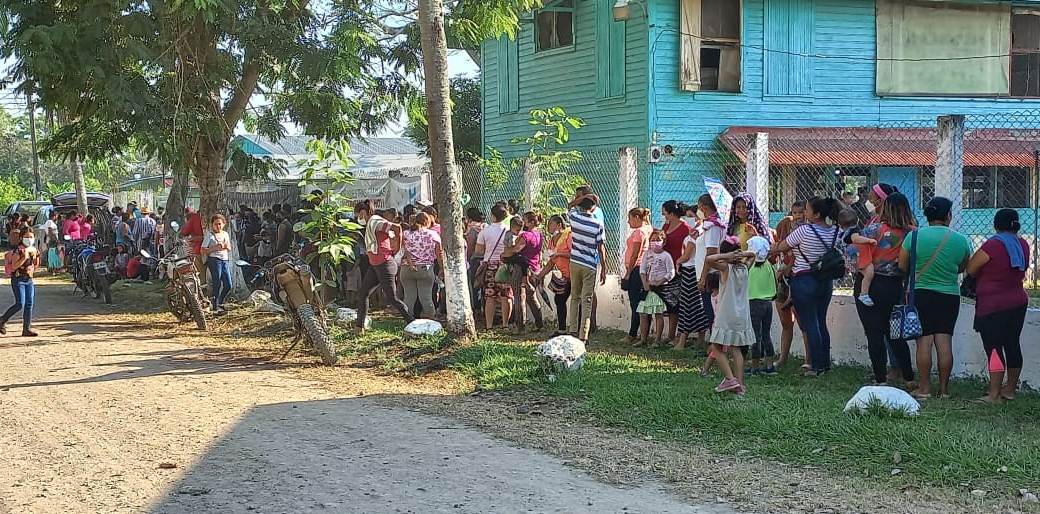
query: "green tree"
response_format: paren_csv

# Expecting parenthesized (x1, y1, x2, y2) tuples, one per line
(376, 0, 540, 337)
(1, 1, 413, 224)
(406, 76, 482, 162)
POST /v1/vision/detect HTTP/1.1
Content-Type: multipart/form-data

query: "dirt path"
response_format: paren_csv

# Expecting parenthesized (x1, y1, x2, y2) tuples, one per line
(0, 279, 732, 514)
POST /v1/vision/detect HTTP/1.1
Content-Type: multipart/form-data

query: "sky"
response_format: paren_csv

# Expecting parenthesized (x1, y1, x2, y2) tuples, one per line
(373, 51, 479, 137)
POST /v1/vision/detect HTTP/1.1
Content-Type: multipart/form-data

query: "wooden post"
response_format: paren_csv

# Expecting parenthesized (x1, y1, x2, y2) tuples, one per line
(936, 115, 965, 231)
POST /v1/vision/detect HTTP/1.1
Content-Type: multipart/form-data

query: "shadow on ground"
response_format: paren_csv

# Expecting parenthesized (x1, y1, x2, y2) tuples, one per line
(146, 396, 724, 514)
(0, 347, 286, 390)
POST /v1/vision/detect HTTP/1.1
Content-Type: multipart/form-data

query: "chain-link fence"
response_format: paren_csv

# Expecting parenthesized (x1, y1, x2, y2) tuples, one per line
(642, 139, 750, 226)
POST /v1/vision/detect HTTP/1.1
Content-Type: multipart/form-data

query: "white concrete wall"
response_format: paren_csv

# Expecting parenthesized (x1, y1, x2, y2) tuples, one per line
(590, 275, 1040, 387)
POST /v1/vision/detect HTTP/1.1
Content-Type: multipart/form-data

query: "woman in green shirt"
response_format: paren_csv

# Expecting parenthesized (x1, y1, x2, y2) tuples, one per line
(899, 197, 971, 399)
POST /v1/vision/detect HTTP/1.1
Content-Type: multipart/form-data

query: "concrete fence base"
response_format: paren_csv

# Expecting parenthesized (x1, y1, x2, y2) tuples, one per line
(585, 275, 1040, 388)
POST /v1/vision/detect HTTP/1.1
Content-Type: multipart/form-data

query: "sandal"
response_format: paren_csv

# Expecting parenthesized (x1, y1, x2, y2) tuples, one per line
(912, 392, 931, 401)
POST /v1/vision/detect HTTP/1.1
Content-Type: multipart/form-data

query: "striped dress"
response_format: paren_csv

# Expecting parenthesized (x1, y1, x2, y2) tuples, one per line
(677, 234, 710, 334)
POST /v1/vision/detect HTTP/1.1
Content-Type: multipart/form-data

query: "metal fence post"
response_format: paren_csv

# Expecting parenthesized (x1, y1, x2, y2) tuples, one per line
(936, 115, 965, 231)
(619, 146, 639, 268)
(745, 132, 769, 212)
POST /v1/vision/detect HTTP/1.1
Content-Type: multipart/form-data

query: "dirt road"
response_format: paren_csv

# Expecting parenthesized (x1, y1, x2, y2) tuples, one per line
(0, 278, 731, 514)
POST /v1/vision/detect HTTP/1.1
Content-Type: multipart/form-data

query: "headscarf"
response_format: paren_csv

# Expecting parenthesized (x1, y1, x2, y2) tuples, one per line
(727, 193, 772, 243)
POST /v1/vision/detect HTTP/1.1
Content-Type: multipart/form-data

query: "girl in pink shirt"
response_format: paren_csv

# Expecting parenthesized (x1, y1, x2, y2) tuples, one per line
(636, 230, 675, 346)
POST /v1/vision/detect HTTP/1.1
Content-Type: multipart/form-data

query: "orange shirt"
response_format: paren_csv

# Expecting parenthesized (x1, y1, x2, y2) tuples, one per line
(551, 229, 573, 280)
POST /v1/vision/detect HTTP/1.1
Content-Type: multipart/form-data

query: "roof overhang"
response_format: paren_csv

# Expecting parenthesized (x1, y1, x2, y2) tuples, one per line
(719, 126, 1040, 168)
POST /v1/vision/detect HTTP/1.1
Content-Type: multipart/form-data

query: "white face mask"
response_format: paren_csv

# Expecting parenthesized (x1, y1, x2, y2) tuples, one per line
(22, 238, 34, 247)
(865, 201, 876, 214)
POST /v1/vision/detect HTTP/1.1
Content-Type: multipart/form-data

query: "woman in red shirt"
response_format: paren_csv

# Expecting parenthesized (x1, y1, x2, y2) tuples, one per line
(660, 200, 690, 342)
(966, 209, 1031, 403)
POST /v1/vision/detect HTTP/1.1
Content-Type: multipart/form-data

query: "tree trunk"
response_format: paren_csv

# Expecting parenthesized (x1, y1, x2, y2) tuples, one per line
(418, 0, 476, 338)
(193, 137, 227, 223)
(164, 166, 189, 253)
(72, 160, 88, 215)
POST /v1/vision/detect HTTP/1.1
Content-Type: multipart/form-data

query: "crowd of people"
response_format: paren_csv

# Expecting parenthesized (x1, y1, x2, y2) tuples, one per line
(1, 183, 1031, 403)
(350, 183, 1031, 402)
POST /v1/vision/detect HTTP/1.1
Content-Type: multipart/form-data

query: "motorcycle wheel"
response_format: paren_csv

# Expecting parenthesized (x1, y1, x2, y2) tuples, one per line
(183, 282, 208, 331)
(297, 304, 337, 365)
(166, 292, 191, 322)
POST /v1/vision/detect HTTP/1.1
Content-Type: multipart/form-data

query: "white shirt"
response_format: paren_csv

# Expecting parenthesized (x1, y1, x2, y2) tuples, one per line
(202, 231, 232, 261)
(694, 220, 724, 272)
(477, 222, 510, 264)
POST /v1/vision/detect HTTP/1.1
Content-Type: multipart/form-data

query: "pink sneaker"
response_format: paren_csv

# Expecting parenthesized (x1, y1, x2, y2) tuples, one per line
(734, 384, 747, 396)
(715, 377, 740, 393)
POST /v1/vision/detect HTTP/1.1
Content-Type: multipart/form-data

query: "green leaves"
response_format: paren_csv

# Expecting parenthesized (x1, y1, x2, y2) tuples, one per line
(294, 137, 360, 286)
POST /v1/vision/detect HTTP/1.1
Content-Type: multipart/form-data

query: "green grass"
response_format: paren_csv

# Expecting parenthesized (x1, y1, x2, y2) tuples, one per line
(328, 317, 1039, 492)
(331, 318, 453, 374)
(451, 335, 1040, 494)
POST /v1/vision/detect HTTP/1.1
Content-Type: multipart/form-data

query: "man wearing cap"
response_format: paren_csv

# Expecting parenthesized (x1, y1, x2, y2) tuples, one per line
(567, 194, 607, 342)
(133, 207, 157, 256)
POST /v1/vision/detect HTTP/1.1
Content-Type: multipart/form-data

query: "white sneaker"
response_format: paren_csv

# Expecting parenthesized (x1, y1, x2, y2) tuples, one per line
(857, 294, 875, 307)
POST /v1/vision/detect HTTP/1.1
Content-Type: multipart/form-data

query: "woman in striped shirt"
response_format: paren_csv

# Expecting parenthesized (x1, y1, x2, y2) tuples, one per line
(771, 196, 843, 377)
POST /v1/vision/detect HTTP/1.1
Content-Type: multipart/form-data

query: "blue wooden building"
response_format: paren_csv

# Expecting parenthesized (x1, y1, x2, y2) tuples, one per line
(480, 0, 1040, 234)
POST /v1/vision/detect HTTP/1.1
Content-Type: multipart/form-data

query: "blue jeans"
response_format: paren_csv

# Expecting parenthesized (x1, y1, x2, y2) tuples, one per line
(2, 276, 35, 332)
(206, 258, 233, 309)
(790, 273, 833, 373)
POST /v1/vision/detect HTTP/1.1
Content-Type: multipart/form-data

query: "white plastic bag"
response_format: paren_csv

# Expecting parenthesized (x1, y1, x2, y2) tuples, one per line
(843, 386, 920, 416)
(335, 308, 370, 329)
(536, 335, 587, 373)
(404, 319, 444, 336)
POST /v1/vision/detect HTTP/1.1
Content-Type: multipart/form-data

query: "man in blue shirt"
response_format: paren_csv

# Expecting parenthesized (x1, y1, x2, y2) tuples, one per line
(567, 194, 607, 342)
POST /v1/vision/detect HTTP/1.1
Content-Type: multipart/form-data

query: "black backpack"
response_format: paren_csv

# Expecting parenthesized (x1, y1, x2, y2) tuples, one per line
(799, 225, 846, 281)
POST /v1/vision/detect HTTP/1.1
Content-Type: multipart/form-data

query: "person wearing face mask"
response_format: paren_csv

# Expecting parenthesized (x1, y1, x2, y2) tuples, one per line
(1, 227, 40, 337)
(674, 204, 710, 351)
(636, 229, 675, 346)
(851, 187, 872, 226)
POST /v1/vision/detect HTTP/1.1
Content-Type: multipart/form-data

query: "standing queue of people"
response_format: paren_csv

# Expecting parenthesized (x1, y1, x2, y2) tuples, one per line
(349, 182, 1031, 402)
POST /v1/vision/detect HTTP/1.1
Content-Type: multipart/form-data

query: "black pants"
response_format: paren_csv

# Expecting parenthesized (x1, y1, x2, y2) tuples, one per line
(554, 282, 571, 332)
(976, 304, 1027, 369)
(626, 266, 645, 337)
(855, 274, 914, 383)
(357, 260, 413, 328)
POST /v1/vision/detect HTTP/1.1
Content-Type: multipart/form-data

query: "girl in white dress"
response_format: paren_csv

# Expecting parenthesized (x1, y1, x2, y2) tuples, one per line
(704, 236, 757, 395)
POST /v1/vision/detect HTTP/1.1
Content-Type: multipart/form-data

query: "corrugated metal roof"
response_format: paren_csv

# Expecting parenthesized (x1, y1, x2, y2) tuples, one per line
(239, 135, 421, 158)
(719, 126, 1040, 167)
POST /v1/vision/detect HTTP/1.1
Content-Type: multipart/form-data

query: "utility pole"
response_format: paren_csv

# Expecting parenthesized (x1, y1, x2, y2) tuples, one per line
(27, 96, 42, 200)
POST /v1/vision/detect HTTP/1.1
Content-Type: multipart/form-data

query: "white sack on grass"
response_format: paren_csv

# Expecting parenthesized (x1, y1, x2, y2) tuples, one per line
(404, 319, 444, 336)
(844, 386, 920, 416)
(336, 308, 370, 329)
(537, 335, 587, 373)
(248, 290, 273, 307)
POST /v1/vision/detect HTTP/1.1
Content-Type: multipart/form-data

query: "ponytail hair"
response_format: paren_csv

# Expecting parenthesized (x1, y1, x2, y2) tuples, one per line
(412, 212, 432, 231)
(662, 200, 686, 217)
(994, 208, 1022, 233)
(809, 196, 842, 224)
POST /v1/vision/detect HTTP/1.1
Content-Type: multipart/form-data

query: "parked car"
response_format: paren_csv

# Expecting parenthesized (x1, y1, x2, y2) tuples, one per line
(2, 200, 49, 247)
(48, 193, 115, 245)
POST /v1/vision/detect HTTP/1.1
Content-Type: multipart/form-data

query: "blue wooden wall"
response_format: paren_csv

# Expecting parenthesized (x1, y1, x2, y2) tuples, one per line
(646, 0, 1040, 234)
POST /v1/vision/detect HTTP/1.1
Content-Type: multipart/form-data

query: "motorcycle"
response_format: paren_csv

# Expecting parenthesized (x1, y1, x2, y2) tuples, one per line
(241, 253, 337, 365)
(64, 234, 116, 304)
(144, 221, 209, 330)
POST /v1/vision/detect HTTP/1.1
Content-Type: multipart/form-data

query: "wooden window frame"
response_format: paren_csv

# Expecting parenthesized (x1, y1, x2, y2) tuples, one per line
(680, 0, 743, 93)
(535, 0, 576, 54)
